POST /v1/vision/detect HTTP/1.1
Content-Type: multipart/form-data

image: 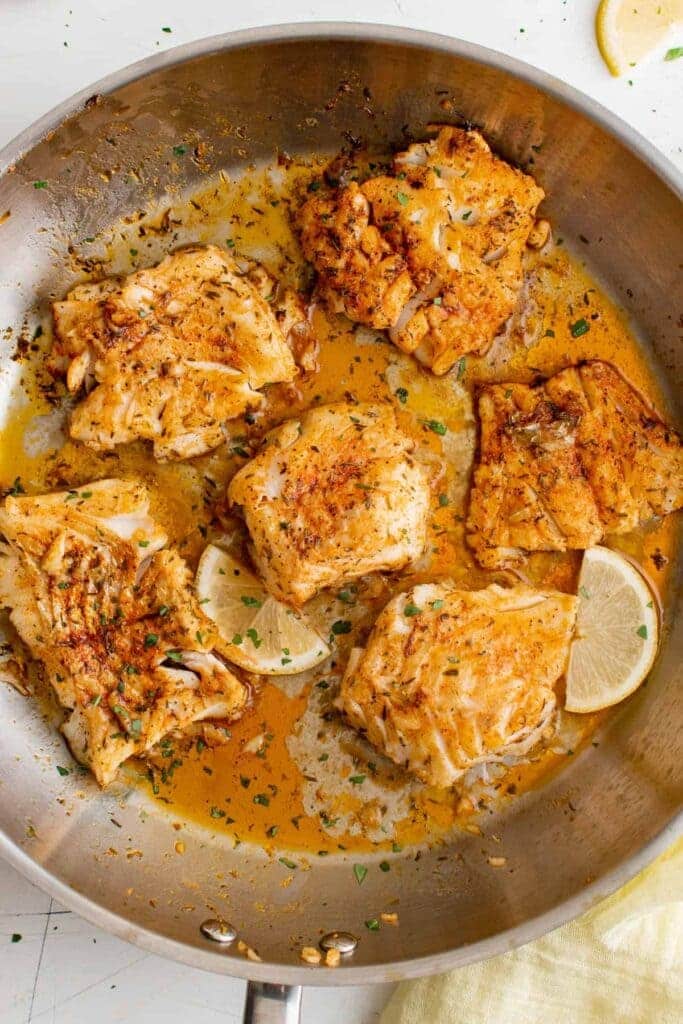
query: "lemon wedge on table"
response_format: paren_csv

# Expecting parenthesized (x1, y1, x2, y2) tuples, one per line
(596, 0, 683, 76)
(565, 546, 659, 713)
(196, 545, 330, 675)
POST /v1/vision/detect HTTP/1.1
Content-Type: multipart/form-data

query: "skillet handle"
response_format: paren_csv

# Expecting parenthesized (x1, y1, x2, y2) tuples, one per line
(242, 981, 302, 1024)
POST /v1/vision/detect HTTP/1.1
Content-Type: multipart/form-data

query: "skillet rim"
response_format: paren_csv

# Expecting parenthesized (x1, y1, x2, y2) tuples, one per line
(0, 21, 681, 986)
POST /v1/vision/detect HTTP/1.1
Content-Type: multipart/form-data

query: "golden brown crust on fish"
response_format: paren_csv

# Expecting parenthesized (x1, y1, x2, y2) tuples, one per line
(51, 245, 304, 460)
(468, 361, 683, 567)
(0, 479, 247, 785)
(228, 402, 431, 605)
(298, 128, 545, 374)
(338, 582, 577, 787)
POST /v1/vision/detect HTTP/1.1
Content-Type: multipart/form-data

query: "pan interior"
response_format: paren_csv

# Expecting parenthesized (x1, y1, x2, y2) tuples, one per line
(0, 30, 680, 983)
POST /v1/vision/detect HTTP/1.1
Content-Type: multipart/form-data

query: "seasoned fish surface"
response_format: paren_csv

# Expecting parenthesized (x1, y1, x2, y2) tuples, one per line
(51, 245, 302, 460)
(0, 479, 247, 785)
(228, 402, 431, 605)
(298, 127, 544, 374)
(468, 361, 683, 567)
(338, 582, 577, 788)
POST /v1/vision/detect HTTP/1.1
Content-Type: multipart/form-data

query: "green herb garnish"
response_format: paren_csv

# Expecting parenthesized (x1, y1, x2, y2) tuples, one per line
(570, 318, 590, 338)
(353, 863, 368, 885)
(425, 419, 447, 436)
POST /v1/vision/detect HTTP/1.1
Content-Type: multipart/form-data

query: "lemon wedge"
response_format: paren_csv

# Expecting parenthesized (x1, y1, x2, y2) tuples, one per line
(196, 545, 330, 675)
(565, 546, 658, 713)
(596, 0, 683, 76)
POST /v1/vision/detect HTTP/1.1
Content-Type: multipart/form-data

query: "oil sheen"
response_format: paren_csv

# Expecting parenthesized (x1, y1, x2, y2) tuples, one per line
(0, 156, 676, 857)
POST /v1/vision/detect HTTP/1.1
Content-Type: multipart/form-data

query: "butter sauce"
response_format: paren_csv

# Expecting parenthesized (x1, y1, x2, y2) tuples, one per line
(0, 155, 675, 856)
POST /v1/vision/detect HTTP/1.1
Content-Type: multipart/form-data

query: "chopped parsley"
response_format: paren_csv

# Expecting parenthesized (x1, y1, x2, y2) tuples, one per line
(365, 918, 380, 930)
(144, 633, 159, 648)
(172, 144, 188, 156)
(231, 633, 243, 646)
(395, 387, 409, 404)
(253, 793, 270, 806)
(430, 599, 445, 610)
(438, 493, 449, 507)
(331, 619, 352, 635)
(379, 860, 390, 872)
(241, 595, 262, 608)
(246, 627, 262, 649)
(665, 47, 683, 61)
(349, 774, 366, 785)
(396, 191, 410, 206)
(56, 765, 70, 777)
(403, 603, 422, 617)
(579, 586, 590, 600)
(570, 318, 590, 338)
(456, 356, 466, 381)
(425, 419, 447, 436)
(210, 806, 226, 818)
(8, 477, 25, 495)
(353, 863, 368, 885)
(279, 857, 297, 869)
(165, 649, 183, 662)
(33, 180, 48, 189)
(636, 624, 648, 639)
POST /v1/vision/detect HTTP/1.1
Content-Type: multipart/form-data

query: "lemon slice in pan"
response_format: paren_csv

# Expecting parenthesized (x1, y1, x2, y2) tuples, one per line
(196, 545, 330, 675)
(565, 546, 658, 713)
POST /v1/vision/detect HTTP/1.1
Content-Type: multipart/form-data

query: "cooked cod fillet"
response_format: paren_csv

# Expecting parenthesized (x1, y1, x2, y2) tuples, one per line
(298, 127, 544, 375)
(468, 360, 683, 568)
(338, 582, 577, 787)
(228, 402, 430, 605)
(51, 245, 304, 460)
(0, 479, 247, 785)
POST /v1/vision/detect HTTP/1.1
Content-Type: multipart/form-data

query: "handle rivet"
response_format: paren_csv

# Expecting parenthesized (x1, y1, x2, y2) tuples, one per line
(319, 930, 358, 955)
(200, 918, 237, 944)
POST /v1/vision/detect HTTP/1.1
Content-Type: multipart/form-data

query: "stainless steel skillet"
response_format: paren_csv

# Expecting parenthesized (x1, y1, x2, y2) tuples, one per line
(0, 23, 681, 1024)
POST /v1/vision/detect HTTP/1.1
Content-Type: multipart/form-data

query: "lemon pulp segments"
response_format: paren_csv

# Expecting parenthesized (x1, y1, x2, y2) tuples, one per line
(196, 545, 330, 675)
(595, 0, 683, 76)
(566, 546, 658, 713)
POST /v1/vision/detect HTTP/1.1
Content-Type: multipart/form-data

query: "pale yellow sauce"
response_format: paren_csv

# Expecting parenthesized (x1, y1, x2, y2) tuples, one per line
(0, 157, 676, 856)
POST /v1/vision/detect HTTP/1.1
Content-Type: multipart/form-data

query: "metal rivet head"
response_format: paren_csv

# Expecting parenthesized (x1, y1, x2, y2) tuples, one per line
(319, 930, 358, 955)
(200, 918, 237, 944)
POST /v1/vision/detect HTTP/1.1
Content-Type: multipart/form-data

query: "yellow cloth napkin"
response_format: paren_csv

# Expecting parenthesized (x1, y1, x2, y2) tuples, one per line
(382, 838, 682, 1024)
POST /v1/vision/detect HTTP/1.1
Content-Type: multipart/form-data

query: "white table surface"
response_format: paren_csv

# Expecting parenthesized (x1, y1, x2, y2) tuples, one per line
(0, 2, 680, 1022)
